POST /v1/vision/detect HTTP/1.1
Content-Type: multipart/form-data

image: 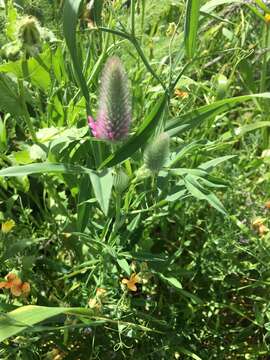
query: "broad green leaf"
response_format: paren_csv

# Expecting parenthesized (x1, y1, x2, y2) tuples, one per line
(0, 163, 89, 177)
(0, 73, 24, 116)
(0, 305, 67, 342)
(6, 2, 17, 40)
(0, 50, 52, 90)
(63, 0, 90, 113)
(0, 305, 157, 342)
(100, 95, 167, 168)
(89, 169, 113, 215)
(165, 93, 270, 135)
(159, 274, 182, 289)
(117, 259, 131, 276)
(184, 0, 201, 59)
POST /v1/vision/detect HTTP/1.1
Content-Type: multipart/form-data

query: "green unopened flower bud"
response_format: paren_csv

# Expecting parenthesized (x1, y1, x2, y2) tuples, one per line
(17, 16, 41, 56)
(114, 169, 130, 194)
(144, 133, 170, 174)
(215, 74, 229, 100)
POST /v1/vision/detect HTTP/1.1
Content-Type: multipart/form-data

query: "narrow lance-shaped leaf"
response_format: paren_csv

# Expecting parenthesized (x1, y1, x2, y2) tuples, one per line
(63, 0, 90, 114)
(184, 0, 201, 59)
(165, 93, 270, 136)
(0, 305, 157, 343)
(0, 163, 89, 177)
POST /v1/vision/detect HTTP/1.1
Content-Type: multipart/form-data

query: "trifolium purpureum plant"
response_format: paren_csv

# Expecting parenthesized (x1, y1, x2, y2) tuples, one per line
(88, 56, 131, 141)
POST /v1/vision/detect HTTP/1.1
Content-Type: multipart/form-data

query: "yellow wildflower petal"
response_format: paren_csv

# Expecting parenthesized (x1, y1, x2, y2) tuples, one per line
(265, 14, 270, 24)
(1, 220, 15, 233)
(127, 283, 137, 292)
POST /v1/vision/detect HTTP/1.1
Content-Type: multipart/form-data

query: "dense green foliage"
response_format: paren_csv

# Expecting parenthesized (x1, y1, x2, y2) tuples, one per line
(1, 0, 270, 359)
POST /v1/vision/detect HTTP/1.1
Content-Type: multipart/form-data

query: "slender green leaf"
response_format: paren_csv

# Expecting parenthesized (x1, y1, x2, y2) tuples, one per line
(199, 155, 236, 171)
(0, 163, 89, 177)
(63, 0, 90, 112)
(77, 174, 92, 232)
(184, 174, 227, 215)
(0, 305, 158, 342)
(177, 347, 203, 360)
(184, 0, 201, 59)
(165, 93, 270, 135)
(201, 0, 242, 13)
(0, 306, 68, 342)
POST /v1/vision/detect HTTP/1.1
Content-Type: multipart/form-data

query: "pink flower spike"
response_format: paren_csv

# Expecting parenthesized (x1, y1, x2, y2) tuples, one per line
(88, 116, 97, 136)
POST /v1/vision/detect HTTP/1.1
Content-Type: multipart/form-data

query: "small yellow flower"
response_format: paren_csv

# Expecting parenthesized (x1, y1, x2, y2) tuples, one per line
(265, 200, 270, 209)
(252, 217, 269, 236)
(174, 88, 189, 99)
(88, 298, 98, 309)
(96, 288, 106, 298)
(252, 217, 264, 228)
(122, 273, 140, 292)
(1, 220, 15, 233)
(166, 22, 177, 37)
(265, 14, 270, 24)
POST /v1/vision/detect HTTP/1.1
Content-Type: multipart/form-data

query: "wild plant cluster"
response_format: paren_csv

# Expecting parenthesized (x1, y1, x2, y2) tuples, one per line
(0, 1, 270, 359)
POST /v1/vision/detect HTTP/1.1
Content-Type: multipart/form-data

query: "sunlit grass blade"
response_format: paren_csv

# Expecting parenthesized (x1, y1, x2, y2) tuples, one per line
(0, 305, 160, 342)
(166, 93, 270, 135)
(184, 0, 201, 59)
(63, 0, 90, 114)
(0, 163, 88, 177)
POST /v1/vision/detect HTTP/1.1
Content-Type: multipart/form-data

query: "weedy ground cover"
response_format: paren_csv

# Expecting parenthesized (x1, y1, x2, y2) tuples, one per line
(1, 0, 270, 359)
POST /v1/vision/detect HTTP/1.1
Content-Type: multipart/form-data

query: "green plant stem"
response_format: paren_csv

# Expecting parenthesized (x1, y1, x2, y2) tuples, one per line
(130, 0, 136, 37)
(260, 23, 270, 147)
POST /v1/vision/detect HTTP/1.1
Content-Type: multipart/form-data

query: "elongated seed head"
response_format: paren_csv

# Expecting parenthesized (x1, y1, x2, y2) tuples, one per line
(144, 133, 170, 173)
(89, 56, 131, 141)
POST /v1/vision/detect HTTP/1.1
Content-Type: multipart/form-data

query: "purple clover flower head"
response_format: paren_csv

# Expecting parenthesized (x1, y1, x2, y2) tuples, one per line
(89, 56, 131, 141)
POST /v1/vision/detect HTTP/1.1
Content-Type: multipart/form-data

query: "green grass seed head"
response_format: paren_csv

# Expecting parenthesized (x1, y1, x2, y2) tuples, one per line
(144, 132, 170, 173)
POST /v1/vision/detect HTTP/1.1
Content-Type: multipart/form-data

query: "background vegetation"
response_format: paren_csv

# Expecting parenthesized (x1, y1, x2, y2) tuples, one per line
(1, 0, 270, 359)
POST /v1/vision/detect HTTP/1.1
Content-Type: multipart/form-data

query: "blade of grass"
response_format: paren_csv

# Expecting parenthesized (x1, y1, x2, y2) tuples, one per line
(184, 0, 201, 59)
(63, 0, 90, 115)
